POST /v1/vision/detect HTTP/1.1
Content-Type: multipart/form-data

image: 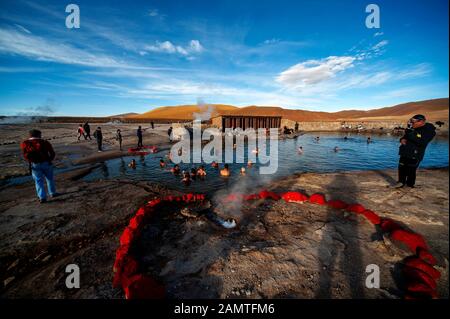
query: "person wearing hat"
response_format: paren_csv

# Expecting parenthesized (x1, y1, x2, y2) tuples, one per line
(396, 114, 436, 188)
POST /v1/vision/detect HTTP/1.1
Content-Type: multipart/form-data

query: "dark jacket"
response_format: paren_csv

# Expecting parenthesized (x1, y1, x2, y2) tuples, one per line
(137, 128, 143, 138)
(93, 129, 103, 141)
(399, 123, 436, 161)
(83, 123, 90, 134)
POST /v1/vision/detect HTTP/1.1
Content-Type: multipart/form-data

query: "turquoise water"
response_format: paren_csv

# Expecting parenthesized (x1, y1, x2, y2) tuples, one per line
(83, 132, 449, 194)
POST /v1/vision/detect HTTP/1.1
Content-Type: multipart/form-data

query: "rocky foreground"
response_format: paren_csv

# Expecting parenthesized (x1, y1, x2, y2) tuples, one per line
(0, 167, 447, 299)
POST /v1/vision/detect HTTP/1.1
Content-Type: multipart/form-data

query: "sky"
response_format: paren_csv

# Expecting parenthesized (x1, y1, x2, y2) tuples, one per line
(0, 0, 448, 116)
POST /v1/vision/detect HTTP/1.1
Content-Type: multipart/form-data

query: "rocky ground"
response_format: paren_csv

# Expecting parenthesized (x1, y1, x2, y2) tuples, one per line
(0, 165, 447, 298)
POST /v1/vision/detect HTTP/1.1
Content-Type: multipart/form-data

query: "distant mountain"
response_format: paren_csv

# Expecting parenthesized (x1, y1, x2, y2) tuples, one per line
(332, 98, 449, 121)
(125, 98, 449, 121)
(112, 112, 139, 117)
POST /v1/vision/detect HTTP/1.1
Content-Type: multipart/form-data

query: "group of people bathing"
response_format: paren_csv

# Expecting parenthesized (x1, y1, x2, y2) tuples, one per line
(127, 153, 256, 186)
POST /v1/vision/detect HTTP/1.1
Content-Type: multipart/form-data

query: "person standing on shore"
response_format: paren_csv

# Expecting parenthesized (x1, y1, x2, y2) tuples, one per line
(295, 122, 299, 132)
(396, 114, 436, 188)
(93, 127, 103, 152)
(151, 121, 154, 129)
(20, 129, 59, 203)
(137, 126, 143, 148)
(77, 124, 86, 141)
(116, 129, 123, 150)
(83, 122, 92, 140)
(168, 126, 173, 142)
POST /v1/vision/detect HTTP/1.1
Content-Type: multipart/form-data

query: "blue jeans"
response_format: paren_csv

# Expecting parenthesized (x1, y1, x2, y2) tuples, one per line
(31, 161, 56, 200)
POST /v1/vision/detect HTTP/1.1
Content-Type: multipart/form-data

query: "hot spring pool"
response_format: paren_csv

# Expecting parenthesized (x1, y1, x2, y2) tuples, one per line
(83, 132, 449, 194)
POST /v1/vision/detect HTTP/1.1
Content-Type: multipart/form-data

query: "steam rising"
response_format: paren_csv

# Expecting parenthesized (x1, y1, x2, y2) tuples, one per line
(0, 98, 57, 124)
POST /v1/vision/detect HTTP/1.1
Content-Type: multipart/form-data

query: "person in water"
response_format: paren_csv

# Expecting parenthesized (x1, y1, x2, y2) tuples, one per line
(196, 165, 207, 177)
(159, 159, 166, 168)
(298, 146, 304, 154)
(171, 164, 180, 175)
(211, 161, 219, 168)
(247, 160, 253, 168)
(367, 137, 372, 144)
(315, 136, 320, 142)
(128, 159, 137, 169)
(181, 171, 191, 185)
(190, 168, 197, 180)
(220, 164, 230, 176)
(240, 167, 246, 175)
(334, 146, 339, 152)
(344, 136, 348, 140)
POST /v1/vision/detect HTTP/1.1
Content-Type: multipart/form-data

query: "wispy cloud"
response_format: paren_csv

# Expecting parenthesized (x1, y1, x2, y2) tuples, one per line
(0, 27, 138, 68)
(14, 23, 31, 34)
(274, 38, 431, 100)
(0, 66, 47, 73)
(143, 40, 204, 56)
(148, 9, 159, 17)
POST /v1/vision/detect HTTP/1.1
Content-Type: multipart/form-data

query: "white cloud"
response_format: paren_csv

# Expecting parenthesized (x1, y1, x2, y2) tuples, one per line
(263, 38, 280, 45)
(189, 40, 203, 53)
(374, 32, 384, 37)
(0, 27, 135, 68)
(144, 40, 203, 56)
(0, 66, 47, 73)
(372, 40, 389, 51)
(148, 9, 159, 17)
(14, 24, 31, 34)
(275, 56, 355, 89)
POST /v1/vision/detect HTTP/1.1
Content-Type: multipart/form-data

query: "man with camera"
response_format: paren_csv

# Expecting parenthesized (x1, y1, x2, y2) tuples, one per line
(396, 114, 436, 188)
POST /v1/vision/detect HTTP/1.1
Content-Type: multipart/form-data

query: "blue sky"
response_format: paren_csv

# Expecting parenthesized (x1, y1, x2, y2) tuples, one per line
(0, 0, 448, 116)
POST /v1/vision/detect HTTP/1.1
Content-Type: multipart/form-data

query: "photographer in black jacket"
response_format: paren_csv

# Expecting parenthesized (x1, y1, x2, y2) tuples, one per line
(396, 114, 436, 188)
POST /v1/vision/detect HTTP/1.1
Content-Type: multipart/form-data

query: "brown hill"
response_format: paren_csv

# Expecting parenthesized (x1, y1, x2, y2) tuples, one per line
(332, 98, 449, 121)
(127, 98, 448, 122)
(128, 104, 237, 120)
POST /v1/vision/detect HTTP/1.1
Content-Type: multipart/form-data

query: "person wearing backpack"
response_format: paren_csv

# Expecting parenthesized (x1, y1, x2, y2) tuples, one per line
(20, 129, 59, 203)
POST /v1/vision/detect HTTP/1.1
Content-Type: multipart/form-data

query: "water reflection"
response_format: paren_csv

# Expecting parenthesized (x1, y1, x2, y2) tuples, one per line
(84, 133, 449, 195)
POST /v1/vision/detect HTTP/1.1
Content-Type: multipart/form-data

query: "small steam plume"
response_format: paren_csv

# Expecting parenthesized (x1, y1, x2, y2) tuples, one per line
(193, 98, 214, 122)
(0, 98, 57, 124)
